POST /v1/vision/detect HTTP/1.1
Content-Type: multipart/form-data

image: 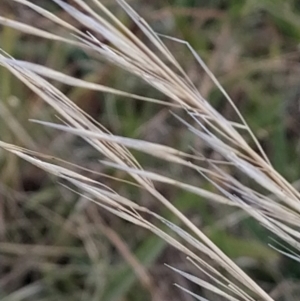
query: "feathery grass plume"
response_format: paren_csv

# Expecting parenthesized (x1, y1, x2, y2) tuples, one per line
(0, 0, 300, 300)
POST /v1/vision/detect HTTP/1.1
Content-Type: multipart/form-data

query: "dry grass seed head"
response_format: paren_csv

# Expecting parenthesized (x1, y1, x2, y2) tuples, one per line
(1, 0, 300, 300)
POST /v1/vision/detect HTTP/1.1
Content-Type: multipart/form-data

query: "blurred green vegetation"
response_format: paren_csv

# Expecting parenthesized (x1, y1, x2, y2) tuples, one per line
(1, 0, 300, 300)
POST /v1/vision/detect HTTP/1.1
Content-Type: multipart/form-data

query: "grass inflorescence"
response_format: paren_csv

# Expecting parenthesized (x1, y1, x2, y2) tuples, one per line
(1, 0, 300, 300)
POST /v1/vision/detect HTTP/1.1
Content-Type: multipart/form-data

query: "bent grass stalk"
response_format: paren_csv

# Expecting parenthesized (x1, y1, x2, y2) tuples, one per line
(0, 0, 300, 300)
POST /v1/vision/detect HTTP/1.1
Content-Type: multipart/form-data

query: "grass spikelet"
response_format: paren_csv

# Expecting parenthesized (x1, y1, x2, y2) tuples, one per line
(0, 1, 300, 300)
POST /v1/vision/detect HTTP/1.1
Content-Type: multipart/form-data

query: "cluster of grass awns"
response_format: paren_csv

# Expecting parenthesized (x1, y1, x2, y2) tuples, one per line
(1, 0, 300, 300)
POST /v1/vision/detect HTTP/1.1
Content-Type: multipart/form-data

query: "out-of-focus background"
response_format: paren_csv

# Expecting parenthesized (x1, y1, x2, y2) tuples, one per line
(1, 0, 300, 300)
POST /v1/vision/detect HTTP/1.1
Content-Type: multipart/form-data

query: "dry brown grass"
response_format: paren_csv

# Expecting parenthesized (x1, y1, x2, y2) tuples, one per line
(1, 1, 300, 300)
